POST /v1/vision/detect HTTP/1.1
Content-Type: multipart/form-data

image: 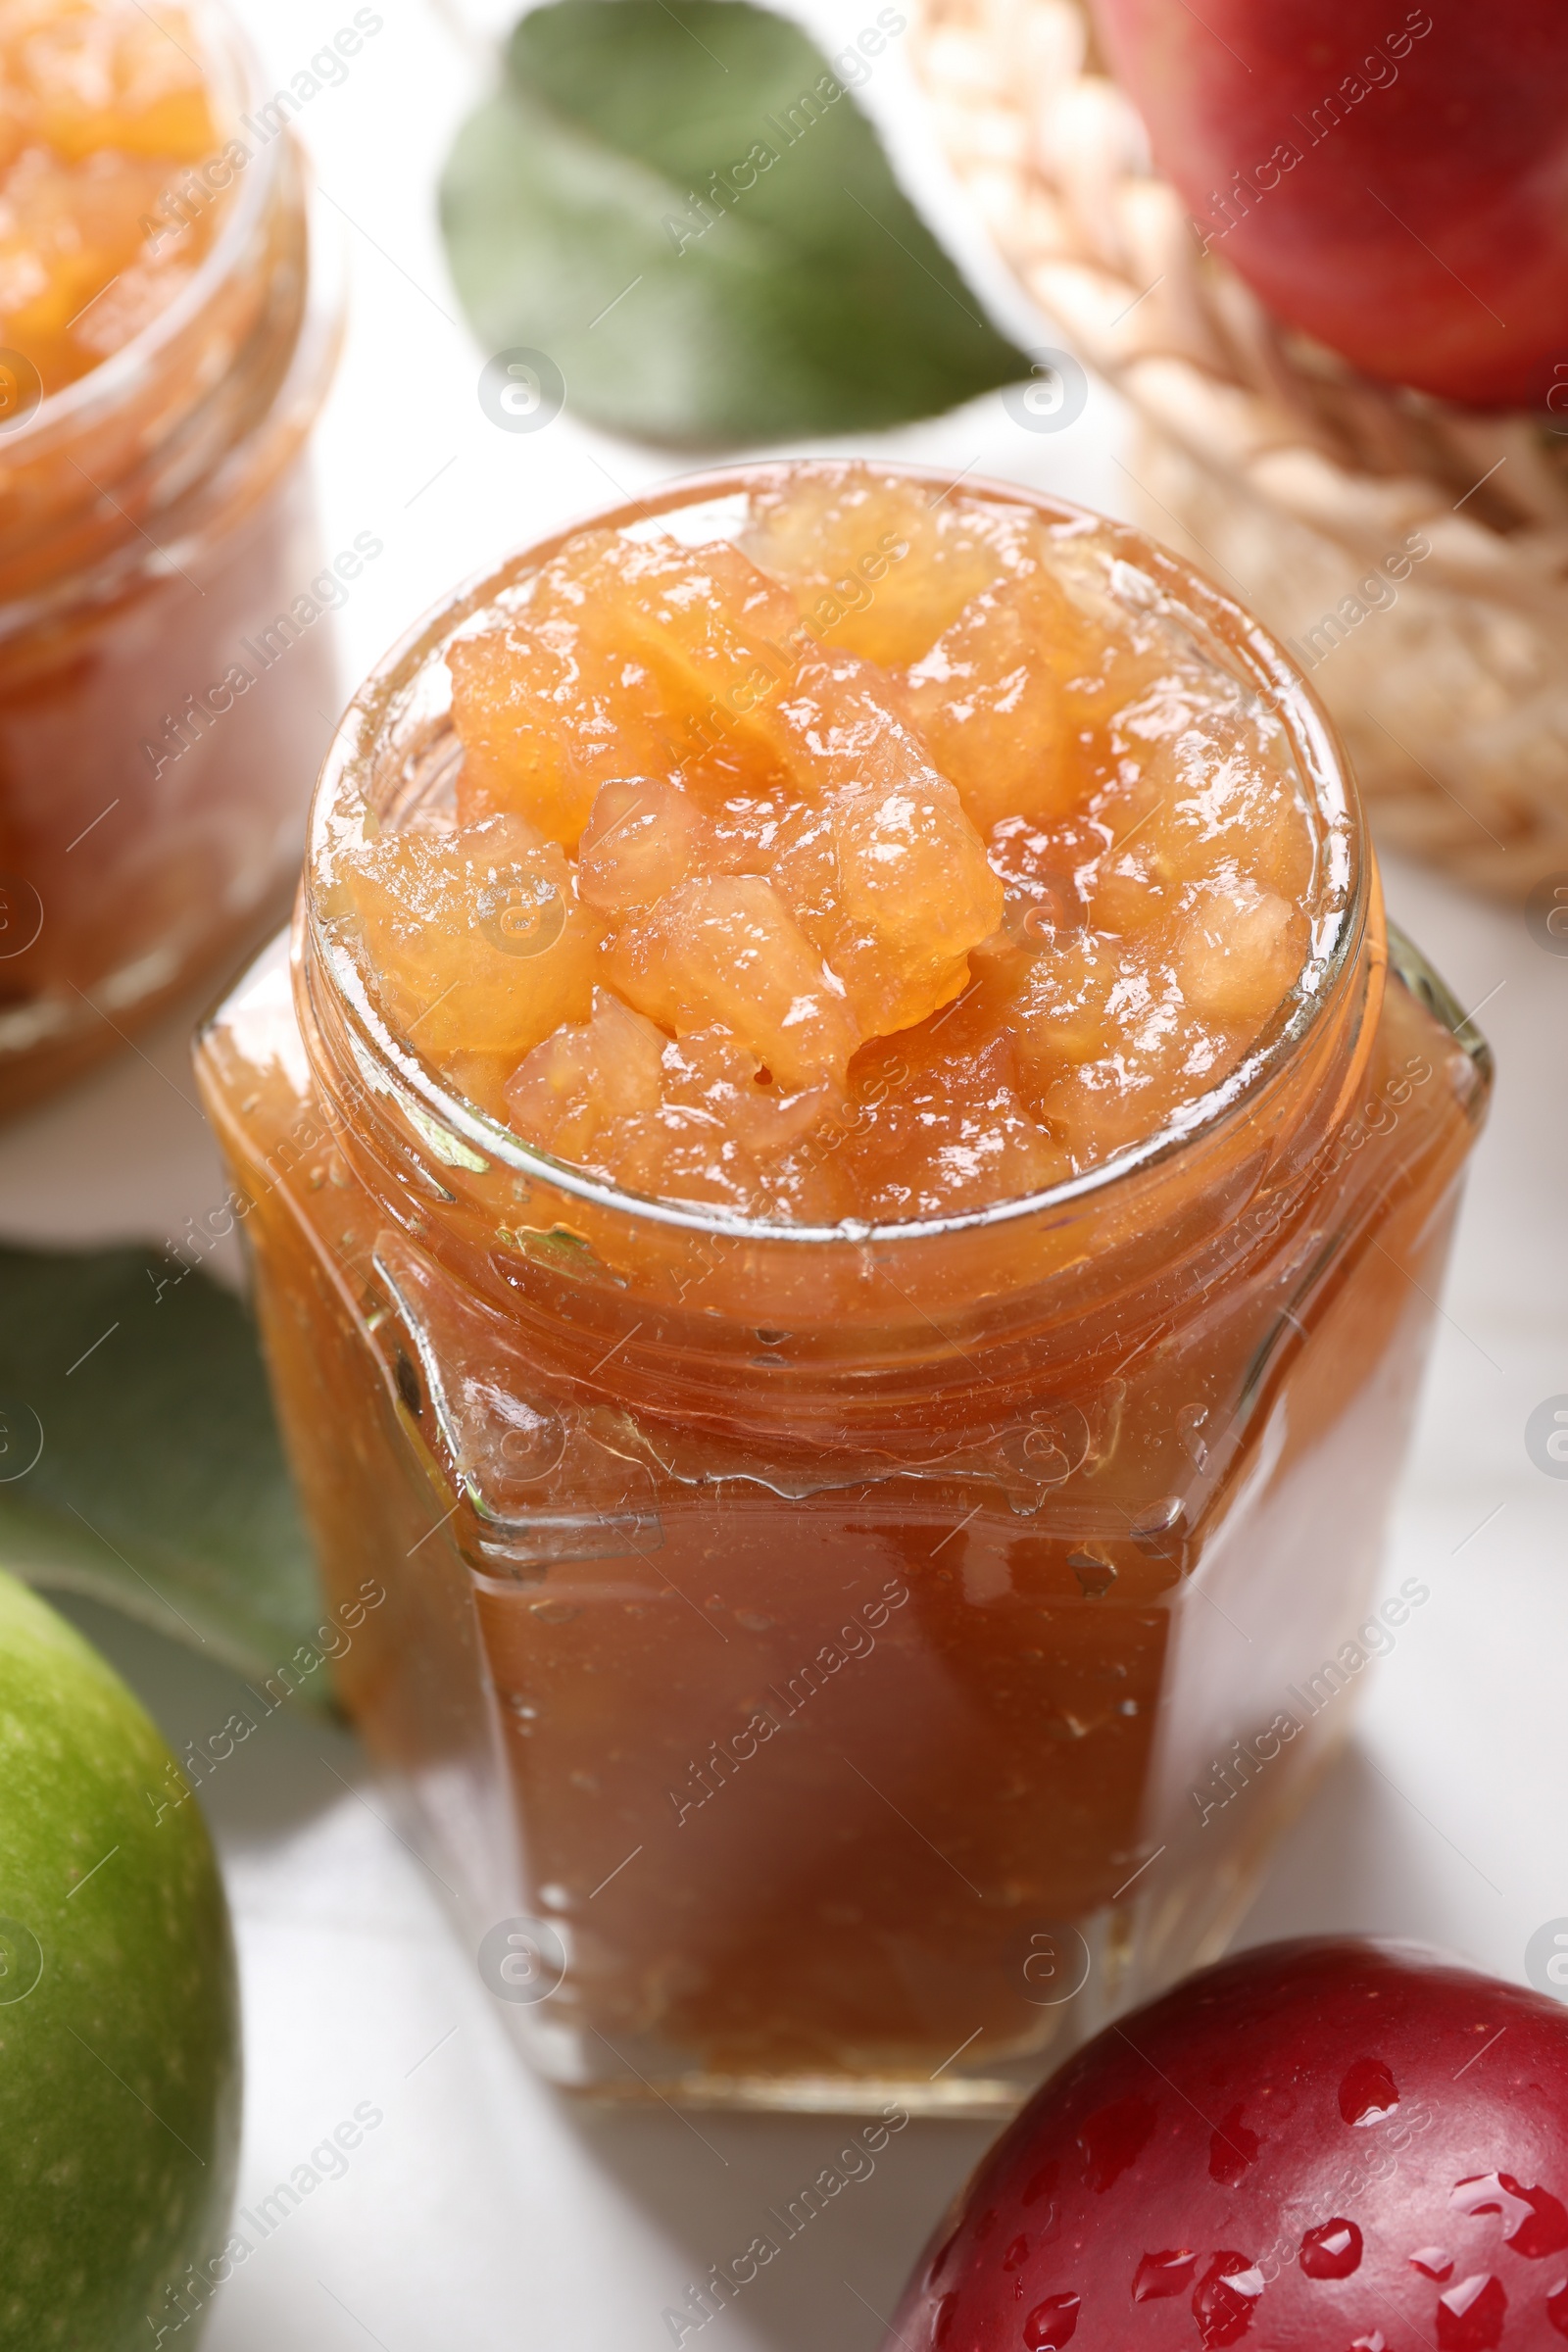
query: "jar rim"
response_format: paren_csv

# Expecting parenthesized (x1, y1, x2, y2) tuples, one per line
(0, 0, 283, 458)
(306, 461, 1370, 1249)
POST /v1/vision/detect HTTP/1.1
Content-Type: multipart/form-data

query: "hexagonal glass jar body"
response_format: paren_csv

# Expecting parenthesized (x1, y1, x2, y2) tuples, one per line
(195, 469, 1489, 2117)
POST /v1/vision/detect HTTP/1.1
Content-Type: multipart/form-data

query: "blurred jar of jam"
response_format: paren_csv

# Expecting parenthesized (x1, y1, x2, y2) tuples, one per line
(0, 0, 346, 1118)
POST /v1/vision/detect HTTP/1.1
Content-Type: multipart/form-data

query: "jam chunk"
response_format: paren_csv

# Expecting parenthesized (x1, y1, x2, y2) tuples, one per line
(608, 873, 858, 1092)
(905, 570, 1082, 832)
(342, 814, 602, 1063)
(764, 651, 1004, 1034)
(559, 529, 811, 786)
(741, 467, 1025, 665)
(836, 1005, 1069, 1222)
(449, 544, 679, 842)
(576, 778, 716, 913)
(505, 995, 849, 1220)
(501, 987, 663, 1163)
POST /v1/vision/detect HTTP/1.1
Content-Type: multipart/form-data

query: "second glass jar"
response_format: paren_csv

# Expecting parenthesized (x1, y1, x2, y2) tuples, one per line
(0, 0, 344, 1117)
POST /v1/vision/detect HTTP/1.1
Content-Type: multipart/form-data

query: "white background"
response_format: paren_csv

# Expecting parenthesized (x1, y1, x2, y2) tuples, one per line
(2, 2, 1566, 2344)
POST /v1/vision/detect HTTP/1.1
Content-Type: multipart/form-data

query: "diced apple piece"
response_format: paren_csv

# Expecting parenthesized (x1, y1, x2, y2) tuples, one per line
(742, 467, 1025, 664)
(838, 1023, 1068, 1220)
(678, 727, 799, 825)
(0, 2, 229, 391)
(576, 532, 813, 782)
(764, 648, 930, 803)
(659, 1025, 840, 1161)
(734, 647, 1005, 1034)
(1085, 842, 1169, 935)
(745, 1143, 858, 1224)
(448, 612, 676, 846)
(1007, 914, 1247, 1163)
(576, 778, 714, 915)
(584, 1102, 856, 1220)
(1105, 690, 1315, 901)
(502, 988, 664, 1162)
(840, 782, 1001, 1030)
(770, 729, 1004, 1039)
(984, 812, 1104, 942)
(343, 814, 603, 1064)
(1176, 880, 1305, 1025)
(514, 1021, 855, 1221)
(906, 573, 1078, 830)
(703, 781, 794, 872)
(609, 874, 859, 1091)
(502, 1003, 850, 1217)
(0, 146, 171, 359)
(1009, 932, 1122, 1074)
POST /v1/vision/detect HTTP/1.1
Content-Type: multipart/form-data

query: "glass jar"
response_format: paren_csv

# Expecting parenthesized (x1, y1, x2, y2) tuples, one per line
(0, 0, 342, 1118)
(194, 468, 1490, 2118)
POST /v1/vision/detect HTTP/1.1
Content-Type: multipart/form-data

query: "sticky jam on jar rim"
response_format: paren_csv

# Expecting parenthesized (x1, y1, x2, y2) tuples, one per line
(196, 467, 1490, 2116)
(0, 0, 343, 1119)
(330, 467, 1327, 1226)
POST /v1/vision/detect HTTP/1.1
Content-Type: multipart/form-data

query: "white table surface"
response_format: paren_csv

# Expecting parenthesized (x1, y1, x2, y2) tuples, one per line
(3, 4, 1566, 2344)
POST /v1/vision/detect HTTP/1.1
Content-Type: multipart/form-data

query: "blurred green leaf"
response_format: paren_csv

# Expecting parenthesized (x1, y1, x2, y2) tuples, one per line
(439, 0, 1028, 445)
(0, 1244, 327, 1696)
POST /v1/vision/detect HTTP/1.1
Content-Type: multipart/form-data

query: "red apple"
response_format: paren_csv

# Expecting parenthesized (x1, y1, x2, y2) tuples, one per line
(1088, 0, 1568, 412)
(883, 1938, 1568, 2350)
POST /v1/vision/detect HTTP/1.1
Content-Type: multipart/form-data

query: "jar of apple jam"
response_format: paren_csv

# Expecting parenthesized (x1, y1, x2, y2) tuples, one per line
(196, 465, 1489, 2117)
(0, 0, 342, 1117)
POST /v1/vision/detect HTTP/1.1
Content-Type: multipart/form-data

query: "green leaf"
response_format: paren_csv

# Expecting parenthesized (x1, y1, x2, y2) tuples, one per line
(439, 0, 1029, 445)
(0, 1244, 328, 1698)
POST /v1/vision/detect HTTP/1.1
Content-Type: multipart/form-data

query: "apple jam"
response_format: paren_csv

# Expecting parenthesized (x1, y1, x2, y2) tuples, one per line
(338, 472, 1315, 1219)
(0, 0, 340, 1117)
(0, 0, 227, 397)
(196, 468, 1489, 2116)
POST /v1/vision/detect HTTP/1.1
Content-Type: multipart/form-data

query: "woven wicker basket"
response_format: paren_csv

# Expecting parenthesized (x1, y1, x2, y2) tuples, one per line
(913, 0, 1568, 896)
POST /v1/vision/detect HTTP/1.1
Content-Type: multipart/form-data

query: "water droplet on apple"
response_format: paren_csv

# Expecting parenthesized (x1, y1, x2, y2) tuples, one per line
(1522, 2199, 1568, 2264)
(1411, 2248, 1454, 2281)
(1004, 2235, 1029, 2273)
(1132, 2249, 1196, 2301)
(1022, 2290, 1080, 2348)
(1436, 2273, 1507, 2352)
(1193, 2253, 1262, 2346)
(1298, 2218, 1363, 2279)
(1450, 2171, 1568, 2257)
(1339, 2055, 1399, 2126)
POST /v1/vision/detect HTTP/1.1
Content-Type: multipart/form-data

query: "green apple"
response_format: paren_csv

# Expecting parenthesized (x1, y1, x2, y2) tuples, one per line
(0, 1569, 240, 2349)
